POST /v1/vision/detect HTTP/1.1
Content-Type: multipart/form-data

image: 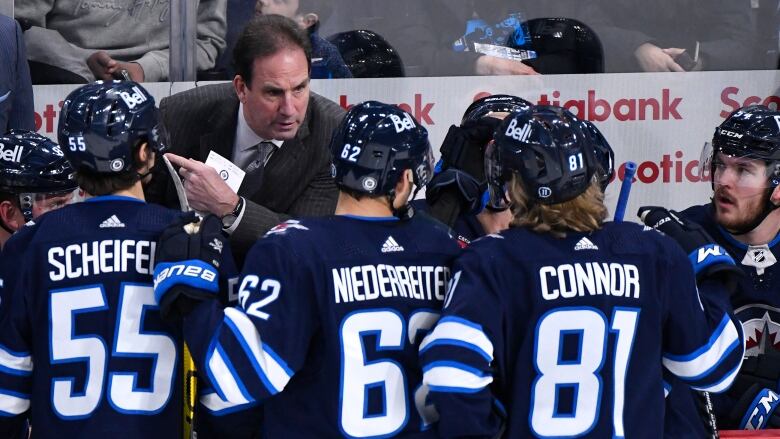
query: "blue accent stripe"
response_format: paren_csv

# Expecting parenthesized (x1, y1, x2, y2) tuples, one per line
(222, 315, 281, 395)
(341, 215, 400, 222)
(664, 314, 731, 362)
(84, 195, 145, 204)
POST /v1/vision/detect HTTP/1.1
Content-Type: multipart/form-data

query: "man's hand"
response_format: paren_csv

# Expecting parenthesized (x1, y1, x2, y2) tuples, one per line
(475, 55, 539, 75)
(634, 43, 685, 72)
(87, 51, 145, 81)
(166, 153, 240, 217)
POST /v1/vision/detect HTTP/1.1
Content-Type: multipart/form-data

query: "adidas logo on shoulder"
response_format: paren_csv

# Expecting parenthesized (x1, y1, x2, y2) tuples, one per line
(381, 236, 404, 253)
(99, 215, 125, 228)
(574, 237, 598, 251)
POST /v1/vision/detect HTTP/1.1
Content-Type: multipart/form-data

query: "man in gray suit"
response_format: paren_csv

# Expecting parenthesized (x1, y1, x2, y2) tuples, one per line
(146, 15, 345, 259)
(0, 14, 34, 133)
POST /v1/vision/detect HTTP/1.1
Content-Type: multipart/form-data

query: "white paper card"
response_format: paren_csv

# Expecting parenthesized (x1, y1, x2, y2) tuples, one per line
(205, 151, 245, 193)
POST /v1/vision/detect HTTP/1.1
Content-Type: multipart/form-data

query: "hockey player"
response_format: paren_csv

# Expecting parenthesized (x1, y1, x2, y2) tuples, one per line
(0, 81, 205, 437)
(0, 130, 78, 249)
(661, 105, 780, 431)
(419, 106, 744, 437)
(152, 101, 463, 437)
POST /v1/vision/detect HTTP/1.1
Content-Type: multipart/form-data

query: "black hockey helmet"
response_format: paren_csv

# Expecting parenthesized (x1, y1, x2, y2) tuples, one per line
(580, 119, 615, 191)
(330, 101, 433, 197)
(326, 30, 405, 78)
(0, 130, 78, 222)
(703, 105, 780, 187)
(521, 18, 604, 74)
(58, 80, 168, 174)
(461, 94, 533, 123)
(486, 105, 597, 205)
(0, 130, 77, 194)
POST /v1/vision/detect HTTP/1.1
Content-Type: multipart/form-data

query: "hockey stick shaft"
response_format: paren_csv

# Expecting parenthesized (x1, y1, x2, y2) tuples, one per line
(163, 155, 199, 439)
(613, 161, 637, 222)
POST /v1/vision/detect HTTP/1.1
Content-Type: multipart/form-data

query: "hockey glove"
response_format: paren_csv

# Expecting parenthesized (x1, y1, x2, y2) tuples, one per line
(726, 383, 780, 429)
(638, 206, 742, 289)
(427, 116, 501, 214)
(153, 213, 225, 322)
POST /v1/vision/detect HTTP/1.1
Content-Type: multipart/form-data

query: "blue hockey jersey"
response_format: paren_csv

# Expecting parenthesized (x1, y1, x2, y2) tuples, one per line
(419, 221, 744, 438)
(182, 214, 462, 438)
(662, 203, 780, 431)
(0, 196, 192, 438)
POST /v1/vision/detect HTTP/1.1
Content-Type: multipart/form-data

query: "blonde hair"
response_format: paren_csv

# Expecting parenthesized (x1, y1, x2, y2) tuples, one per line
(508, 175, 607, 238)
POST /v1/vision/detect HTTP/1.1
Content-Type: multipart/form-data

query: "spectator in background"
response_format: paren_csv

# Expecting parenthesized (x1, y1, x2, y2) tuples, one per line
(256, 0, 352, 78)
(587, 0, 755, 72)
(0, 14, 33, 133)
(15, 0, 227, 83)
(146, 15, 344, 263)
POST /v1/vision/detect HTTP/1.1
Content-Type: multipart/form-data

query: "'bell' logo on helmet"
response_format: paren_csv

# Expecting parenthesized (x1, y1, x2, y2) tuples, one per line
(538, 187, 552, 198)
(390, 113, 416, 133)
(505, 118, 532, 142)
(119, 86, 149, 109)
(0, 144, 22, 163)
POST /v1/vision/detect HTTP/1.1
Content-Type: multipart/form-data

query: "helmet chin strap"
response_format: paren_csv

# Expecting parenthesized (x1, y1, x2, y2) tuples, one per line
(719, 187, 780, 235)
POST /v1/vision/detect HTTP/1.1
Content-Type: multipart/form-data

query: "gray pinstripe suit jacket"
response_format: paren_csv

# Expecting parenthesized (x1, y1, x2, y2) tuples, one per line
(146, 82, 345, 258)
(0, 15, 34, 133)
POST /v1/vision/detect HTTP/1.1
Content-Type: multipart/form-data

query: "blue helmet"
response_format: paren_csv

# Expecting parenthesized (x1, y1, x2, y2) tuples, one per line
(580, 119, 615, 191)
(461, 94, 532, 123)
(58, 80, 167, 174)
(486, 105, 597, 205)
(330, 101, 434, 197)
(0, 130, 76, 195)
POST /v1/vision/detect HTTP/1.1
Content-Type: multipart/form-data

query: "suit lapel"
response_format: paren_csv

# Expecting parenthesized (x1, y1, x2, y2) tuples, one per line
(199, 96, 239, 163)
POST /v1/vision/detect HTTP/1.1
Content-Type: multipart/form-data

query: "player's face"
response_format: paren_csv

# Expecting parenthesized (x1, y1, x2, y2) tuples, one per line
(255, 0, 299, 18)
(712, 154, 771, 231)
(235, 47, 310, 141)
(31, 190, 77, 219)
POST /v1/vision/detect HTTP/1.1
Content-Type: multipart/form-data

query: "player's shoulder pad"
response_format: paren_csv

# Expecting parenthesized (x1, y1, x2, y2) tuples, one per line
(601, 220, 687, 259)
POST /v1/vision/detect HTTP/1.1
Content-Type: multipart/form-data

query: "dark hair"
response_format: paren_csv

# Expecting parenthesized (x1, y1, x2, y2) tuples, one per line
(233, 15, 312, 87)
(75, 142, 146, 196)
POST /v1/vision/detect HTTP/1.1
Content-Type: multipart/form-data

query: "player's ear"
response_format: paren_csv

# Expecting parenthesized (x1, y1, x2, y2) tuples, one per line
(234, 74, 248, 103)
(0, 200, 24, 232)
(136, 141, 154, 174)
(298, 12, 319, 29)
(392, 169, 414, 209)
(771, 185, 780, 206)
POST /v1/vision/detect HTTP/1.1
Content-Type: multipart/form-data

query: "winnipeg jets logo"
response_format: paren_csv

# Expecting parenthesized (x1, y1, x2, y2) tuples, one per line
(209, 238, 223, 254)
(735, 304, 780, 356)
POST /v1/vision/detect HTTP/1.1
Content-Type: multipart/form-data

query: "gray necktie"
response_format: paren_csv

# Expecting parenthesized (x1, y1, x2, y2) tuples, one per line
(241, 141, 276, 193)
(244, 141, 276, 173)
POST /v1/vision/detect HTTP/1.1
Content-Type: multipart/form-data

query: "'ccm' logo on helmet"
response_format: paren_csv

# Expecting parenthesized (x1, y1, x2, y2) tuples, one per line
(505, 118, 532, 142)
(119, 86, 149, 109)
(390, 113, 416, 133)
(720, 130, 744, 139)
(0, 144, 22, 163)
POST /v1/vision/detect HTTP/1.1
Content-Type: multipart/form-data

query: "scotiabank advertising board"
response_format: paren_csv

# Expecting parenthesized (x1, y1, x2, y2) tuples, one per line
(31, 70, 780, 221)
